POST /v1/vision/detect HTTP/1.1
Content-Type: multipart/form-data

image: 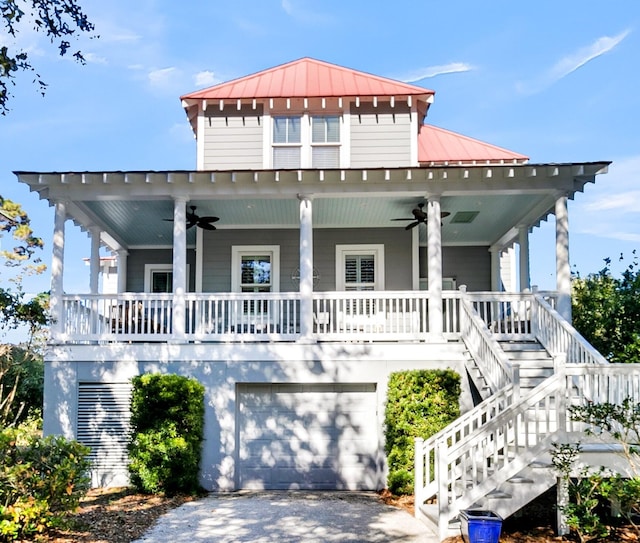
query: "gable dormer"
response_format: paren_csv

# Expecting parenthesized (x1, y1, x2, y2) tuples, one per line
(180, 58, 436, 170)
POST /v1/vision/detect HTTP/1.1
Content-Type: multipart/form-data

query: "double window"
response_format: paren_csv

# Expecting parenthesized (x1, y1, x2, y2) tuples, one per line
(272, 114, 341, 168)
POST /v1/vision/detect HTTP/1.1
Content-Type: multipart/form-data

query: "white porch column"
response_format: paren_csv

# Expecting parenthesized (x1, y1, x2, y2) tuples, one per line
(299, 194, 314, 341)
(172, 197, 188, 340)
(50, 201, 66, 341)
(116, 250, 128, 293)
(555, 195, 572, 322)
(490, 247, 502, 292)
(89, 227, 101, 294)
(518, 225, 531, 291)
(427, 196, 443, 335)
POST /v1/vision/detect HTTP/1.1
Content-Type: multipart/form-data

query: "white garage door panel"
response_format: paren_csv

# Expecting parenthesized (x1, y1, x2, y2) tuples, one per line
(238, 383, 380, 490)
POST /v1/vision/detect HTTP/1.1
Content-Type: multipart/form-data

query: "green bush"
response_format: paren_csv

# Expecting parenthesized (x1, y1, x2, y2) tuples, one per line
(128, 374, 205, 495)
(0, 426, 91, 541)
(384, 369, 461, 495)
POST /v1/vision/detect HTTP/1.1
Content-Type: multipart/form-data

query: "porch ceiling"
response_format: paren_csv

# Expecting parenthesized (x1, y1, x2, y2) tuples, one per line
(15, 162, 609, 252)
(79, 194, 547, 248)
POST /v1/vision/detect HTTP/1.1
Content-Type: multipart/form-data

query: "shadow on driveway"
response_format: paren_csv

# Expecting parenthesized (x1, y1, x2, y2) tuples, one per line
(133, 491, 439, 543)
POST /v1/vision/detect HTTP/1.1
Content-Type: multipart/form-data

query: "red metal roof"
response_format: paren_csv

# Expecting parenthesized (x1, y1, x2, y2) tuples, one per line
(181, 58, 435, 101)
(418, 124, 528, 164)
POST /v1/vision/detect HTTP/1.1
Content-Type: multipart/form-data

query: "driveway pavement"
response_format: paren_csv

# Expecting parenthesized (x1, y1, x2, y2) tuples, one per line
(133, 491, 440, 543)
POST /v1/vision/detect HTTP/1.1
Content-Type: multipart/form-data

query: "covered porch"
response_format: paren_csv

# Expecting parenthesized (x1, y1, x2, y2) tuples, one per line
(15, 162, 609, 345)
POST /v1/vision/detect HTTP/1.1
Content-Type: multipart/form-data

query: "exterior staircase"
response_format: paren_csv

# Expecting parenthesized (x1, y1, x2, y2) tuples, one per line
(415, 291, 638, 541)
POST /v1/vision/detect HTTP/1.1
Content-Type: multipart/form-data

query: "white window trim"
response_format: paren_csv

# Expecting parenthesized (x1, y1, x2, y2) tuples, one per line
(270, 113, 343, 168)
(144, 264, 190, 293)
(335, 244, 385, 291)
(231, 245, 280, 292)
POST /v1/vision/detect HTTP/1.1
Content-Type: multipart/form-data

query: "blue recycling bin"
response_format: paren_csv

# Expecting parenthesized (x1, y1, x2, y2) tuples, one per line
(459, 510, 502, 543)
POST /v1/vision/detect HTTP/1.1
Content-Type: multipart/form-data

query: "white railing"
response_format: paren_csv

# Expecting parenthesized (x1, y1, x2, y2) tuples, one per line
(312, 291, 430, 340)
(60, 294, 173, 341)
(468, 292, 534, 336)
(185, 292, 300, 341)
(460, 296, 513, 392)
(414, 383, 518, 506)
(532, 295, 609, 364)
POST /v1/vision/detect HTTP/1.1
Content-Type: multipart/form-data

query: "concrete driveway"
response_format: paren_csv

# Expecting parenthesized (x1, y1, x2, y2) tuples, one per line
(133, 491, 440, 543)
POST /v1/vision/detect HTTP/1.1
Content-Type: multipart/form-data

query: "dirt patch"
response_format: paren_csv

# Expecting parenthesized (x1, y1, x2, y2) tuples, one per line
(42, 488, 195, 543)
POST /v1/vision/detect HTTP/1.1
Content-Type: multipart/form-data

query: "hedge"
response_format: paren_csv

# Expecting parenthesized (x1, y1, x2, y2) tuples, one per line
(128, 374, 205, 495)
(384, 369, 461, 495)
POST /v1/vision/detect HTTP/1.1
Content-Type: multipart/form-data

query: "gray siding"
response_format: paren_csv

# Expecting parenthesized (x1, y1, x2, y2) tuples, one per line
(200, 228, 412, 293)
(420, 246, 491, 291)
(127, 249, 196, 292)
(350, 103, 412, 168)
(202, 104, 264, 170)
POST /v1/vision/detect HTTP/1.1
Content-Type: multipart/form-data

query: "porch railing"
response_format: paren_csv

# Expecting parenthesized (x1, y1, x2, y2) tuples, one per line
(59, 290, 467, 343)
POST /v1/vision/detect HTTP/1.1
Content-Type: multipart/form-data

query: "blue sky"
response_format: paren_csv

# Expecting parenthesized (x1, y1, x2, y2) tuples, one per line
(1, 0, 639, 305)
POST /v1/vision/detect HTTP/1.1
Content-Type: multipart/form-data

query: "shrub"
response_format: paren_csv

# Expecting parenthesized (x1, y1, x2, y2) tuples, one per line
(0, 426, 91, 541)
(384, 369, 460, 495)
(128, 374, 205, 495)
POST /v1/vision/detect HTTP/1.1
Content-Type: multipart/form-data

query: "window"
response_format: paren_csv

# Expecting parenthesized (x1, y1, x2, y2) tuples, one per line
(311, 116, 340, 168)
(336, 245, 384, 291)
(273, 116, 301, 169)
(272, 114, 341, 168)
(144, 264, 190, 293)
(232, 246, 280, 313)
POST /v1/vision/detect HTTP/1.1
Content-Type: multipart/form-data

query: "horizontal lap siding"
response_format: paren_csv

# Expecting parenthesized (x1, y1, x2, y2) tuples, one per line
(203, 105, 264, 169)
(350, 104, 411, 168)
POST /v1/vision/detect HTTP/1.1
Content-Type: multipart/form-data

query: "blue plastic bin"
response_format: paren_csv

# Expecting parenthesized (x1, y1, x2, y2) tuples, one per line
(459, 510, 502, 543)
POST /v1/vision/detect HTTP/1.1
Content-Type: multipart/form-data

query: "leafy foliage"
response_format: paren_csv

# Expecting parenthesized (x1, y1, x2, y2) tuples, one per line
(0, 425, 91, 541)
(0, 0, 95, 114)
(384, 369, 460, 495)
(0, 196, 45, 272)
(128, 374, 205, 496)
(552, 398, 640, 541)
(0, 344, 43, 426)
(572, 252, 640, 363)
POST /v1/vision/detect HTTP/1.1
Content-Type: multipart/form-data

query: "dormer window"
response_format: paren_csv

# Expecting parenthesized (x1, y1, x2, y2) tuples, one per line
(311, 115, 340, 168)
(272, 114, 341, 169)
(273, 116, 302, 168)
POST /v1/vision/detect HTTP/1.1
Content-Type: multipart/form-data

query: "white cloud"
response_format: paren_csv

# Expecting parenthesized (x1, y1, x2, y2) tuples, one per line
(194, 71, 217, 88)
(573, 155, 640, 242)
(83, 52, 108, 65)
(400, 63, 473, 83)
(584, 191, 640, 214)
(148, 67, 179, 88)
(517, 29, 631, 94)
(549, 30, 630, 82)
(280, 0, 331, 24)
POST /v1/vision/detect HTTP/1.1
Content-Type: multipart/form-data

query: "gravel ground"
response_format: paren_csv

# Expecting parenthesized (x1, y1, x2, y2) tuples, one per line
(133, 491, 439, 543)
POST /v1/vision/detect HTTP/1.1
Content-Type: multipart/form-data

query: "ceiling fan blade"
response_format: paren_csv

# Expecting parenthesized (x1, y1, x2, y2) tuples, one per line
(199, 222, 217, 231)
(441, 211, 451, 218)
(405, 221, 419, 230)
(391, 218, 415, 221)
(198, 216, 220, 223)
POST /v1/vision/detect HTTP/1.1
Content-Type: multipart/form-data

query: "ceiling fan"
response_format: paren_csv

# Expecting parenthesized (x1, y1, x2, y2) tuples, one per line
(392, 203, 450, 230)
(164, 205, 220, 230)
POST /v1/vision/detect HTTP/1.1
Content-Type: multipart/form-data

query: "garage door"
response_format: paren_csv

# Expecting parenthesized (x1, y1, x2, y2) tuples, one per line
(238, 383, 380, 490)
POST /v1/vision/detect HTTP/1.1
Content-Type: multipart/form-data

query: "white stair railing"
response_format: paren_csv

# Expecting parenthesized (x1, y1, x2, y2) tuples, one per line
(459, 293, 513, 393)
(531, 295, 609, 365)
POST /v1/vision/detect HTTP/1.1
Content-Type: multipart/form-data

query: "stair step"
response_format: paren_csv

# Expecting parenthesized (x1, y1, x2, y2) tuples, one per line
(507, 476, 535, 484)
(486, 489, 512, 499)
